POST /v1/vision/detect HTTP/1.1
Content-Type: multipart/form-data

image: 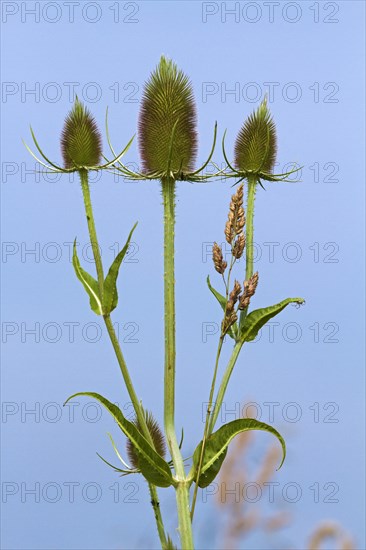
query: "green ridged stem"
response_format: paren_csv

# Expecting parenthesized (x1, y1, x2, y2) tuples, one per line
(208, 340, 244, 433)
(240, 175, 257, 326)
(80, 169, 105, 300)
(245, 175, 257, 280)
(190, 335, 224, 519)
(79, 170, 168, 549)
(162, 177, 194, 549)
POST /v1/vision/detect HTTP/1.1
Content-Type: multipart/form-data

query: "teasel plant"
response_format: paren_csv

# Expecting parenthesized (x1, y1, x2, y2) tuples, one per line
(23, 97, 170, 547)
(24, 56, 305, 550)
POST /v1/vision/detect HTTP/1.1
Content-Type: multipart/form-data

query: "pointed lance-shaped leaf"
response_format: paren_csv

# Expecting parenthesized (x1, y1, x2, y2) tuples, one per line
(138, 56, 197, 177)
(240, 297, 305, 340)
(61, 97, 102, 169)
(190, 418, 286, 488)
(72, 240, 103, 315)
(103, 222, 137, 315)
(234, 97, 277, 174)
(64, 392, 174, 488)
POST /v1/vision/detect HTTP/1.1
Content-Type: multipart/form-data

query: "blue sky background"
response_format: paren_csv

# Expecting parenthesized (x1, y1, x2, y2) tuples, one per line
(1, 1, 365, 549)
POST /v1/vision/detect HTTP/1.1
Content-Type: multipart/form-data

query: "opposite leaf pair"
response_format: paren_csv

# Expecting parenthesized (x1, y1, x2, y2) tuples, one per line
(72, 221, 137, 316)
(64, 393, 286, 490)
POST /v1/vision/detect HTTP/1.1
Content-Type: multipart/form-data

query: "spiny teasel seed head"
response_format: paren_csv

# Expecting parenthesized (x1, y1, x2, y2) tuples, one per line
(61, 97, 102, 169)
(234, 97, 277, 174)
(126, 410, 166, 470)
(138, 56, 197, 178)
(239, 271, 259, 310)
(212, 242, 227, 274)
(225, 184, 245, 246)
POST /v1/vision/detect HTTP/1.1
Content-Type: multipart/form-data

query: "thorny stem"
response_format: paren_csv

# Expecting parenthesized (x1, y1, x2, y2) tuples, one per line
(80, 169, 105, 300)
(162, 177, 194, 550)
(240, 175, 257, 325)
(245, 175, 257, 281)
(79, 170, 168, 549)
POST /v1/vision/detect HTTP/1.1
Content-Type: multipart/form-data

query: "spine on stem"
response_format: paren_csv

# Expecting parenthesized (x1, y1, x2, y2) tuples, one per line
(240, 175, 257, 324)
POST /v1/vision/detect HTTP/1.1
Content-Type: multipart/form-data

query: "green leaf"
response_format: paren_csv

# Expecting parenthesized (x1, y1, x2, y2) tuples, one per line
(207, 276, 237, 339)
(103, 223, 137, 314)
(64, 392, 174, 488)
(240, 297, 305, 342)
(72, 240, 103, 315)
(190, 418, 286, 488)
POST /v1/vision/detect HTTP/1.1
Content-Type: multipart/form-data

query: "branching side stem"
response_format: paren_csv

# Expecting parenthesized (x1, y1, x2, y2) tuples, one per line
(190, 241, 237, 518)
(209, 340, 244, 433)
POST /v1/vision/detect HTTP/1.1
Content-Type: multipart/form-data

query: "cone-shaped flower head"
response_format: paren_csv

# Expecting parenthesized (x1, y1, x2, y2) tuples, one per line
(234, 97, 277, 175)
(126, 411, 166, 469)
(61, 97, 102, 169)
(138, 56, 197, 178)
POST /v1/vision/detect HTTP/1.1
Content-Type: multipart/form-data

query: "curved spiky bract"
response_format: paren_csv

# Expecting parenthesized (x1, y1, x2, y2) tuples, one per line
(138, 56, 197, 178)
(126, 410, 166, 470)
(234, 98, 277, 174)
(61, 98, 102, 169)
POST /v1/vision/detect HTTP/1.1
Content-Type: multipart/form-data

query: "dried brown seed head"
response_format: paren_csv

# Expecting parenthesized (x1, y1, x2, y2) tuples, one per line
(239, 272, 259, 310)
(221, 280, 242, 335)
(222, 310, 238, 334)
(236, 207, 245, 234)
(233, 232, 246, 259)
(225, 216, 234, 244)
(229, 280, 242, 303)
(212, 242, 227, 274)
(239, 295, 249, 310)
(235, 183, 244, 204)
(249, 271, 259, 293)
(225, 184, 245, 244)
